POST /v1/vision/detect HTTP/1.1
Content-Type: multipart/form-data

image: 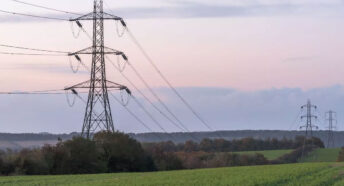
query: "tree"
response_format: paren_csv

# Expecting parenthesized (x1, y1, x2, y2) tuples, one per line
(94, 131, 155, 172)
(61, 137, 106, 174)
(200, 138, 213, 152)
(184, 140, 199, 152)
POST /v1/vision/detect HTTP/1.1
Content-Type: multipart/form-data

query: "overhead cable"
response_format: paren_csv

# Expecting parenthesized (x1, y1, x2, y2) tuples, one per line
(110, 93, 166, 141)
(10, 0, 82, 15)
(77, 26, 191, 133)
(0, 44, 68, 54)
(0, 51, 66, 56)
(126, 29, 215, 132)
(0, 9, 68, 21)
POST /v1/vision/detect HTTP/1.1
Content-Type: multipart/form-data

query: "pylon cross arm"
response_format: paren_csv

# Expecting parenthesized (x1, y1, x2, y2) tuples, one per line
(69, 12, 122, 21)
(69, 47, 124, 56)
(64, 80, 131, 94)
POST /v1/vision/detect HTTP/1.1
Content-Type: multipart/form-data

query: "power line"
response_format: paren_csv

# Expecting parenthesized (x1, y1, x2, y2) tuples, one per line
(119, 93, 168, 133)
(0, 9, 68, 21)
(73, 91, 163, 140)
(2, 0, 175, 141)
(0, 44, 68, 54)
(108, 58, 185, 131)
(288, 109, 303, 131)
(0, 51, 66, 56)
(126, 61, 197, 132)
(4, 0, 206, 140)
(0, 88, 65, 95)
(110, 93, 167, 141)
(77, 60, 170, 140)
(64, 40, 169, 138)
(78, 25, 195, 135)
(108, 59, 200, 142)
(110, 91, 174, 140)
(10, 0, 82, 16)
(101, 2, 204, 140)
(75, 15, 188, 140)
(104, 1, 216, 133)
(126, 29, 214, 132)
(0, 92, 65, 95)
(78, 5, 207, 139)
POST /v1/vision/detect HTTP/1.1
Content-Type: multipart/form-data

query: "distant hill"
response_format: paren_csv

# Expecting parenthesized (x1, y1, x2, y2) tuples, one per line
(0, 130, 343, 150)
(130, 130, 344, 147)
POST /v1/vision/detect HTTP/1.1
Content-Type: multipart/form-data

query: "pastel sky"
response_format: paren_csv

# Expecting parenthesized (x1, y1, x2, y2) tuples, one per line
(0, 0, 344, 133)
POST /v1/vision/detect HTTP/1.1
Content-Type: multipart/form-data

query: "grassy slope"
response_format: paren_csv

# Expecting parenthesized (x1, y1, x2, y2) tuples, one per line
(0, 163, 343, 186)
(299, 148, 341, 162)
(234, 149, 293, 160)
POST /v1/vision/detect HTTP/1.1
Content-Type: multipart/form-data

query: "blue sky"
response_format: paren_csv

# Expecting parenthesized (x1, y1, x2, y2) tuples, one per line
(0, 0, 344, 133)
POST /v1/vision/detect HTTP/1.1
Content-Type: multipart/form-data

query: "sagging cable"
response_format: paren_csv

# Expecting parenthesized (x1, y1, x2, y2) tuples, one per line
(70, 20, 82, 38)
(116, 54, 127, 72)
(68, 55, 81, 73)
(119, 86, 132, 106)
(116, 19, 127, 37)
(65, 89, 76, 107)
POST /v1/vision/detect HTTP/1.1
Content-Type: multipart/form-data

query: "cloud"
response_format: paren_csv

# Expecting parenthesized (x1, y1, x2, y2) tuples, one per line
(1, 85, 344, 133)
(1, 1, 344, 22)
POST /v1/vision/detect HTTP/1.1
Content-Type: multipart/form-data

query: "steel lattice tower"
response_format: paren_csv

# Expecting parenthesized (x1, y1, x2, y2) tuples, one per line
(65, 0, 129, 138)
(325, 110, 337, 148)
(300, 99, 318, 139)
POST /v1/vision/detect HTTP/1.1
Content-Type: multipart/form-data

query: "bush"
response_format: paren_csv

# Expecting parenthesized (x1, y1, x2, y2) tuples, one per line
(144, 144, 183, 171)
(174, 152, 268, 169)
(94, 131, 155, 172)
(272, 145, 315, 164)
(18, 149, 49, 175)
(337, 147, 344, 162)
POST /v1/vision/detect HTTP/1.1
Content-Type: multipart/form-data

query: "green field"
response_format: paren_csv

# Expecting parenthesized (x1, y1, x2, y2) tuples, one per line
(1, 163, 343, 186)
(234, 149, 293, 160)
(299, 148, 341, 162)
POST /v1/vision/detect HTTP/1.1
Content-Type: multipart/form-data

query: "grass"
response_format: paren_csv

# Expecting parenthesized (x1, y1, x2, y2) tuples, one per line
(0, 163, 343, 186)
(299, 148, 341, 162)
(234, 149, 293, 160)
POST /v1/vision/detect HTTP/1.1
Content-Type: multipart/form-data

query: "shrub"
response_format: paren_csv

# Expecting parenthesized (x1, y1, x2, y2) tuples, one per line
(337, 147, 344, 162)
(94, 131, 155, 172)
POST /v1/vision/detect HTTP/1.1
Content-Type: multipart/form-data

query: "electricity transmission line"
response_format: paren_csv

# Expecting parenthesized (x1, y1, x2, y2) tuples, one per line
(0, 0, 216, 141)
(0, 9, 68, 21)
(0, 43, 68, 54)
(74, 15, 199, 137)
(10, 0, 82, 15)
(108, 1, 216, 133)
(0, 52, 65, 56)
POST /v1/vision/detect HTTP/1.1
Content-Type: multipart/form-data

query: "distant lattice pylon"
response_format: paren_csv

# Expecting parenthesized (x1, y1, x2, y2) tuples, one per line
(325, 110, 337, 148)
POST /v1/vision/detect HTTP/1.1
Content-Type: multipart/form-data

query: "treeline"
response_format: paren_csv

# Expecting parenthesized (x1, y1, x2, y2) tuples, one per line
(142, 136, 324, 153)
(0, 133, 324, 175)
(0, 132, 155, 175)
(0, 133, 76, 141)
(142, 136, 323, 170)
